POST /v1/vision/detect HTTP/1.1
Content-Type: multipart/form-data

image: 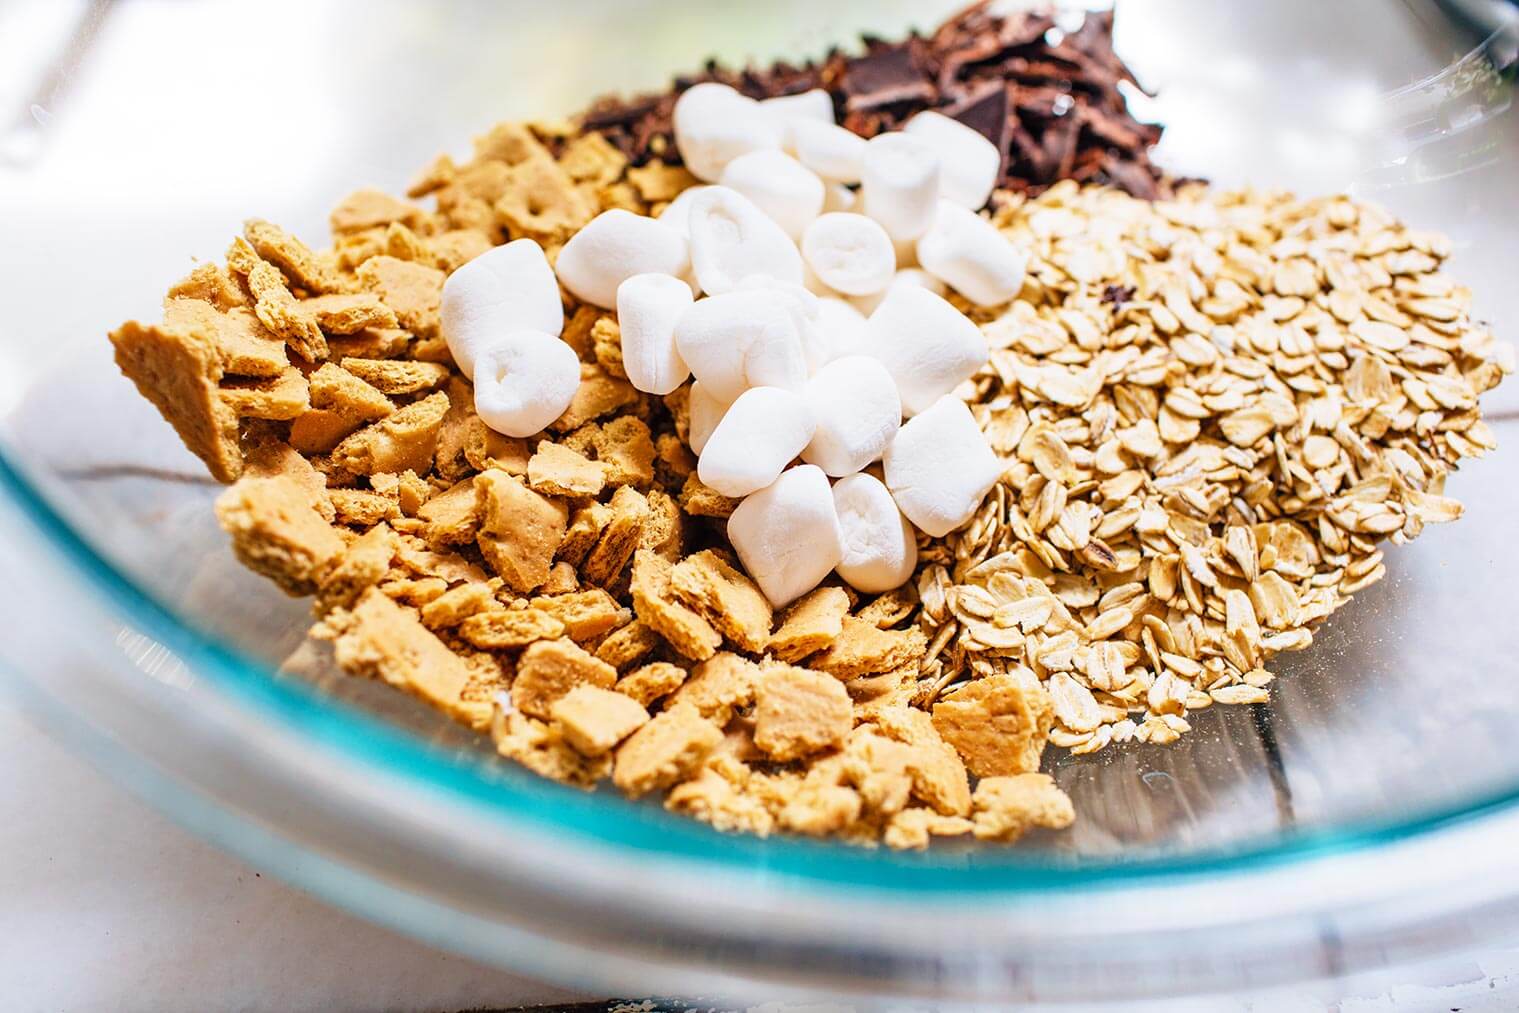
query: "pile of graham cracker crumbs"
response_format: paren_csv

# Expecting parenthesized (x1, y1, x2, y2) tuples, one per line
(108, 90, 1511, 852)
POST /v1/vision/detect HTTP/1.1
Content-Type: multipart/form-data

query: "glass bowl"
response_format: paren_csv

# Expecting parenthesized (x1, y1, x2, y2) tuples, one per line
(1, 0, 1516, 1004)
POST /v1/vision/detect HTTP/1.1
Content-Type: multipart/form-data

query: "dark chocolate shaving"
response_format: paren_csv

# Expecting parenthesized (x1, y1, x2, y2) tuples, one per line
(579, 2, 1174, 203)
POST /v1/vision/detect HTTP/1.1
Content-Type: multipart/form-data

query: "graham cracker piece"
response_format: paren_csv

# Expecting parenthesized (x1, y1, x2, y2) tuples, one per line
(581, 485, 648, 586)
(557, 502, 611, 568)
(971, 774, 1075, 843)
(511, 638, 617, 719)
(812, 617, 927, 679)
(549, 364, 639, 433)
(315, 524, 396, 613)
(214, 475, 347, 595)
(109, 319, 243, 482)
(630, 550, 721, 661)
(868, 706, 973, 818)
(528, 442, 606, 498)
(340, 357, 451, 395)
(466, 424, 531, 477)
(289, 410, 364, 456)
(551, 685, 649, 757)
(244, 219, 346, 295)
(300, 293, 399, 334)
(615, 660, 687, 707)
(529, 589, 629, 641)
(473, 120, 550, 165)
(639, 488, 683, 561)
(425, 229, 493, 273)
(330, 188, 424, 234)
(666, 767, 776, 837)
(355, 255, 445, 336)
(407, 155, 456, 199)
(856, 586, 919, 629)
(166, 263, 247, 312)
(678, 473, 740, 519)
(380, 576, 448, 605)
(416, 479, 481, 546)
(328, 488, 400, 527)
(419, 582, 497, 629)
(227, 237, 327, 362)
(590, 315, 626, 378)
(654, 432, 696, 486)
(162, 298, 286, 378)
(668, 652, 759, 725)
(839, 728, 915, 817)
(626, 162, 698, 203)
(492, 709, 611, 789)
(495, 154, 596, 243)
(308, 363, 394, 421)
(560, 305, 600, 360)
(395, 535, 488, 584)
(670, 550, 773, 654)
(475, 469, 567, 593)
(459, 607, 565, 650)
(595, 620, 662, 672)
(433, 377, 482, 481)
(930, 672, 1054, 778)
(768, 587, 850, 663)
(326, 588, 491, 729)
(593, 416, 656, 487)
(540, 561, 579, 595)
(778, 770, 863, 837)
(220, 367, 309, 420)
(753, 665, 852, 762)
(328, 327, 411, 361)
(331, 391, 449, 475)
(242, 436, 332, 521)
(612, 702, 722, 799)
(557, 131, 628, 187)
(883, 809, 974, 850)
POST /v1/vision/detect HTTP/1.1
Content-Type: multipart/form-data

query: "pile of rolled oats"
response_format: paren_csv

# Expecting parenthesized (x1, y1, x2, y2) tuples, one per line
(106, 85, 1511, 851)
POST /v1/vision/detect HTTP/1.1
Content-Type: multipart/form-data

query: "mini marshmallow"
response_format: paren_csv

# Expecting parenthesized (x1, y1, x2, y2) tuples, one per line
(883, 395, 1004, 537)
(851, 267, 950, 315)
(698, 387, 815, 498)
(832, 473, 918, 593)
(656, 184, 715, 236)
(727, 465, 844, 608)
(759, 88, 835, 128)
(616, 273, 693, 395)
(801, 355, 901, 476)
(685, 186, 803, 295)
(801, 212, 896, 297)
(473, 330, 581, 438)
(822, 182, 858, 213)
(808, 297, 869, 368)
(673, 82, 782, 182)
(719, 150, 825, 241)
(673, 289, 807, 402)
(865, 284, 988, 415)
(860, 133, 941, 244)
(440, 238, 562, 377)
(555, 209, 690, 309)
(916, 199, 1027, 306)
(686, 380, 728, 456)
(788, 119, 867, 184)
(903, 110, 1002, 210)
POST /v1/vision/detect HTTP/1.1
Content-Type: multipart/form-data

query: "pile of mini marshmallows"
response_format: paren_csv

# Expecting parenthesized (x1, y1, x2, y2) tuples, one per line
(441, 83, 1029, 608)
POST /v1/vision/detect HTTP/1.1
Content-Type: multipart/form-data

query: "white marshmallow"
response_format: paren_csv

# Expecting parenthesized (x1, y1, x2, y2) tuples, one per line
(808, 297, 869, 368)
(788, 119, 867, 183)
(698, 387, 815, 498)
(903, 110, 1001, 209)
(883, 395, 1004, 537)
(801, 212, 896, 297)
(864, 284, 988, 415)
(673, 82, 782, 182)
(822, 182, 859, 213)
(615, 273, 693, 395)
(673, 289, 807, 402)
(916, 199, 1027, 306)
(719, 150, 825, 241)
(685, 186, 803, 295)
(555, 209, 690, 309)
(473, 331, 581, 438)
(686, 381, 728, 456)
(832, 473, 918, 593)
(656, 184, 715, 237)
(440, 238, 562, 377)
(727, 465, 844, 608)
(801, 355, 901, 476)
(851, 266, 950, 315)
(860, 133, 941, 244)
(759, 88, 835, 128)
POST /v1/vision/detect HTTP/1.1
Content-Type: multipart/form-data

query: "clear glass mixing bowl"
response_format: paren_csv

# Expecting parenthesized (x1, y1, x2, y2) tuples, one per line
(1, 0, 1516, 1005)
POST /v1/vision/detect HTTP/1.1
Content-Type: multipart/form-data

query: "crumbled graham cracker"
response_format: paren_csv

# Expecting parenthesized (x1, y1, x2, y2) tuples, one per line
(299, 293, 399, 334)
(670, 550, 773, 654)
(595, 620, 662, 672)
(227, 237, 328, 362)
(868, 706, 972, 817)
(971, 774, 1075, 843)
(459, 607, 565, 650)
(591, 416, 657, 488)
(244, 219, 346, 295)
(528, 442, 606, 498)
(355, 255, 444, 336)
(475, 469, 567, 593)
(162, 297, 285, 378)
(668, 652, 758, 725)
(540, 560, 580, 595)
(328, 488, 400, 527)
(215, 475, 347, 594)
(220, 367, 309, 421)
(495, 155, 596, 242)
(331, 188, 425, 234)
(492, 708, 610, 789)
(330, 391, 449, 475)
(581, 485, 647, 586)
(166, 263, 247, 312)
(512, 638, 618, 719)
(812, 617, 926, 679)
(340, 357, 450, 395)
(242, 436, 333, 521)
(551, 685, 649, 757)
(416, 479, 481, 546)
(678, 474, 739, 518)
(315, 524, 396, 613)
(639, 488, 683, 561)
(666, 766, 776, 837)
(419, 582, 497, 629)
(630, 550, 721, 661)
(549, 363, 639, 432)
(615, 660, 688, 707)
(931, 672, 1054, 778)
(753, 664, 852, 761)
(557, 501, 610, 568)
(529, 588, 628, 641)
(557, 132, 628, 187)
(590, 316, 626, 378)
(308, 362, 394, 421)
(612, 702, 722, 798)
(626, 162, 698, 203)
(884, 808, 974, 850)
(768, 587, 850, 662)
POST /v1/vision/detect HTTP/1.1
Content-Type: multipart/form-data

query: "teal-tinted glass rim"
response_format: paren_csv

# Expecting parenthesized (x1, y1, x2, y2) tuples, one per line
(5, 443, 1519, 895)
